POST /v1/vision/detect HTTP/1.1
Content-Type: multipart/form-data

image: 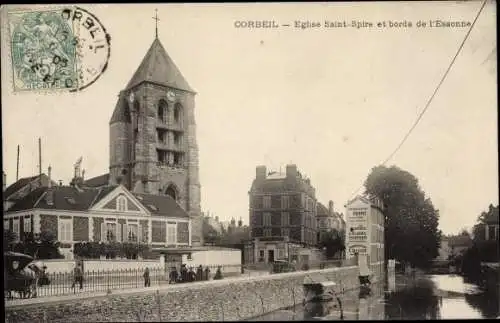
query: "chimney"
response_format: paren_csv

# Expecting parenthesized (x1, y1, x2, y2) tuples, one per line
(3, 172, 6, 192)
(238, 217, 243, 227)
(48, 165, 52, 188)
(286, 164, 297, 179)
(46, 165, 54, 206)
(256, 165, 267, 180)
(328, 200, 334, 216)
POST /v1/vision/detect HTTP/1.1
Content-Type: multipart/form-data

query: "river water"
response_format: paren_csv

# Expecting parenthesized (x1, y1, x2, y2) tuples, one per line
(251, 274, 499, 320)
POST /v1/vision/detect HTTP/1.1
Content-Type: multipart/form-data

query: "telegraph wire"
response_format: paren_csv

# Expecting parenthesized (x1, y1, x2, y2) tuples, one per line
(347, 0, 489, 202)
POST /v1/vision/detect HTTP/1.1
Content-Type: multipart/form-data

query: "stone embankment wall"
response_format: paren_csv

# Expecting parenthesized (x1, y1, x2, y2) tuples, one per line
(5, 266, 360, 322)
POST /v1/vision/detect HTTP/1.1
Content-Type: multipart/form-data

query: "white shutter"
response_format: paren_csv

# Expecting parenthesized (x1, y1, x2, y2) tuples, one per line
(100, 222, 106, 242)
(125, 224, 129, 242)
(138, 224, 142, 243)
(117, 223, 122, 242)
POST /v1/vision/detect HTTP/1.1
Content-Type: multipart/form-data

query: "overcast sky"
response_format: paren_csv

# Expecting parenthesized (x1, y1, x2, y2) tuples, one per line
(2, 2, 497, 235)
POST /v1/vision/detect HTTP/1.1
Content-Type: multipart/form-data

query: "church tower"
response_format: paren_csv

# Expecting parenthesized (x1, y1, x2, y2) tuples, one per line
(109, 26, 202, 245)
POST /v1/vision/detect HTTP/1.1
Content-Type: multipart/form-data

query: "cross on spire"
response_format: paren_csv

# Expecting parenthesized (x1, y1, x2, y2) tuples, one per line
(153, 9, 160, 39)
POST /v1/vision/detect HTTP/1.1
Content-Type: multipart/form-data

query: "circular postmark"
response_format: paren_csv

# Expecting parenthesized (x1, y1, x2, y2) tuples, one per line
(8, 6, 111, 92)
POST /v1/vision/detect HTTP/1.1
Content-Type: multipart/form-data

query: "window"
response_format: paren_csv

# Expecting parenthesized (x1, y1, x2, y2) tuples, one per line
(173, 132, 182, 147)
(12, 219, 20, 240)
(158, 100, 167, 122)
(263, 212, 272, 226)
(3, 219, 8, 231)
(117, 196, 127, 212)
(263, 196, 271, 209)
(259, 250, 265, 262)
(281, 195, 290, 209)
(59, 218, 73, 243)
(281, 228, 289, 237)
(278, 249, 285, 259)
(106, 223, 117, 242)
(264, 228, 271, 237)
(128, 223, 138, 242)
(24, 217, 32, 233)
(281, 212, 290, 226)
(174, 103, 183, 126)
(167, 223, 177, 244)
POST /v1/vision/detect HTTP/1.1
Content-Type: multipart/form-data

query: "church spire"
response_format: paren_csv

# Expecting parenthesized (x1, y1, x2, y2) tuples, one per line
(153, 9, 160, 39)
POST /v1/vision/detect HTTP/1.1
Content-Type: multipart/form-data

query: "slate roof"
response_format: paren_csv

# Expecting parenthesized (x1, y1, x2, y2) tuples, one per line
(7, 186, 103, 212)
(83, 173, 110, 188)
(5, 184, 189, 219)
(133, 193, 189, 218)
(4, 174, 53, 200)
(125, 38, 195, 93)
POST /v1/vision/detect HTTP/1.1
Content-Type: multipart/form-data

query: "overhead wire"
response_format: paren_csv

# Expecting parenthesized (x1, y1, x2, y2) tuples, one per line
(346, 0, 489, 201)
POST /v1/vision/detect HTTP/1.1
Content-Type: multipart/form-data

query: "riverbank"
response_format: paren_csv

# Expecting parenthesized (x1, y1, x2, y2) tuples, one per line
(251, 273, 499, 320)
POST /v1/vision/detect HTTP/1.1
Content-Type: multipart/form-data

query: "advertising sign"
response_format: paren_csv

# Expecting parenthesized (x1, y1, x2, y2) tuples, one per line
(348, 244, 368, 255)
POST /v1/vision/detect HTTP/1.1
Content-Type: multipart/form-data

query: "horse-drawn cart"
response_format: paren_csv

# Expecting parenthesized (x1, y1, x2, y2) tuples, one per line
(4, 251, 38, 299)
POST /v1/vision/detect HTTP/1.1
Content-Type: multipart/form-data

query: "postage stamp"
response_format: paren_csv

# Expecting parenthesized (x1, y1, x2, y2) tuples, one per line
(7, 6, 111, 92)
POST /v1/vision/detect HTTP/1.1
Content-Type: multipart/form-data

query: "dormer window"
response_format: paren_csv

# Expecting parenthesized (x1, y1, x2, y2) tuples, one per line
(117, 195, 128, 212)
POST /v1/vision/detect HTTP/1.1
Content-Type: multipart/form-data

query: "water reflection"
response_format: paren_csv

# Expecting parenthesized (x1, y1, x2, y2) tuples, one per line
(251, 274, 499, 321)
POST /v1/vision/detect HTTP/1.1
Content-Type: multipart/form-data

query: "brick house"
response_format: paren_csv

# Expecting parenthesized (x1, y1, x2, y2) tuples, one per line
(3, 180, 192, 260)
(247, 164, 322, 265)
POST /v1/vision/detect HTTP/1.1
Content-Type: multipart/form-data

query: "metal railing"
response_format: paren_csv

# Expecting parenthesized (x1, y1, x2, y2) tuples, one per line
(5, 259, 358, 300)
(5, 264, 242, 300)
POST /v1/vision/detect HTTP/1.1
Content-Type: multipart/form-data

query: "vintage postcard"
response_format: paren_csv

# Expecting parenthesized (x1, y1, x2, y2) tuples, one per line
(1, 2, 498, 322)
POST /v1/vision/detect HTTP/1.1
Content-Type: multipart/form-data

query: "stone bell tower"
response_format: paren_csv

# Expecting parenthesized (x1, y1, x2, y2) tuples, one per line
(109, 31, 202, 245)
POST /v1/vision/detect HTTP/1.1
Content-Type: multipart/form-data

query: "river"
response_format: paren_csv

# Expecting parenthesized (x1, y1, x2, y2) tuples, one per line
(250, 273, 499, 320)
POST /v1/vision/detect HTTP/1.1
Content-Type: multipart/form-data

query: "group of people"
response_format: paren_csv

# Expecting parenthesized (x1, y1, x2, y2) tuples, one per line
(168, 264, 220, 284)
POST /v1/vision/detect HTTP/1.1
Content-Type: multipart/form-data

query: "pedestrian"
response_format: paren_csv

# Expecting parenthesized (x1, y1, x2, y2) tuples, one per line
(71, 264, 83, 290)
(180, 264, 188, 283)
(196, 265, 203, 281)
(169, 266, 178, 284)
(204, 266, 210, 281)
(188, 267, 196, 282)
(143, 267, 151, 287)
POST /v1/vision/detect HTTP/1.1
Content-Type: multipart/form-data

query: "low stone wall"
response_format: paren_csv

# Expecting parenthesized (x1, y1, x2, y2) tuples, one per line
(42, 259, 162, 274)
(5, 266, 360, 323)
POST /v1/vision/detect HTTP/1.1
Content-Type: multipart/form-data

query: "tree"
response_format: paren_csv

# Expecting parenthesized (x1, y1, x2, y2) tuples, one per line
(364, 165, 441, 268)
(5, 230, 64, 259)
(318, 229, 345, 260)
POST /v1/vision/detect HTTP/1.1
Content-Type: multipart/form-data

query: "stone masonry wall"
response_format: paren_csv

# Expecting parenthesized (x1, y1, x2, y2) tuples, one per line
(5, 266, 360, 323)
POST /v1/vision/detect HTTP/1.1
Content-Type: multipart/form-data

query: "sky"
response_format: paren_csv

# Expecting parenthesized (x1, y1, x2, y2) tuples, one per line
(1, 2, 497, 235)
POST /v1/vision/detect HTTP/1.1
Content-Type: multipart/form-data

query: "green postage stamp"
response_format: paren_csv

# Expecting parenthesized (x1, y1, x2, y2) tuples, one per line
(7, 6, 111, 92)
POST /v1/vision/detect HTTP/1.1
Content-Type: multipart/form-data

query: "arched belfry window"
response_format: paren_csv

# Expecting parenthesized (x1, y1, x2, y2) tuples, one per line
(174, 103, 183, 126)
(165, 185, 178, 201)
(158, 100, 168, 123)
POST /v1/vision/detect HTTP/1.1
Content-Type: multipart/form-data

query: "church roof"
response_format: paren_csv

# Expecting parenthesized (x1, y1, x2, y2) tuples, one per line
(125, 38, 195, 93)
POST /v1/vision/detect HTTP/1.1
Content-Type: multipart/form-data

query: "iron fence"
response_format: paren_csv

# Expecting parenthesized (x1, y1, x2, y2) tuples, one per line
(5, 259, 359, 300)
